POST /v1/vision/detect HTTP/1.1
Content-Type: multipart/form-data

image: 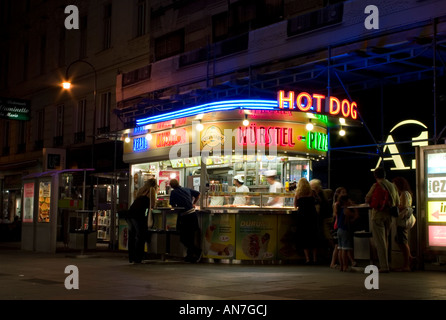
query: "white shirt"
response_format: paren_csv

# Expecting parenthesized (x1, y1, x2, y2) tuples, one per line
(268, 181, 284, 207)
(233, 185, 250, 205)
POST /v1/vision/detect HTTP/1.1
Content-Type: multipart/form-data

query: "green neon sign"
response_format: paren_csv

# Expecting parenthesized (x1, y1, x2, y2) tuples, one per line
(307, 131, 328, 152)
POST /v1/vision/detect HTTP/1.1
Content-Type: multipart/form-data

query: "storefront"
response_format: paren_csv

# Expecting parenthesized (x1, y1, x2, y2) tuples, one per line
(120, 93, 358, 261)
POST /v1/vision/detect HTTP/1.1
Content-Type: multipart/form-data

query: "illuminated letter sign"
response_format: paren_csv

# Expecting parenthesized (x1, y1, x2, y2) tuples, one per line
(307, 132, 328, 152)
(133, 136, 148, 152)
(277, 90, 357, 120)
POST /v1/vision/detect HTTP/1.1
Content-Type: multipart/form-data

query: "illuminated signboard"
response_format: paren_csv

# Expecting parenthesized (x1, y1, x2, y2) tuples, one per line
(427, 177, 446, 198)
(428, 226, 446, 247)
(307, 131, 328, 152)
(427, 153, 446, 174)
(428, 201, 446, 223)
(0, 97, 31, 121)
(277, 90, 358, 120)
(133, 136, 149, 152)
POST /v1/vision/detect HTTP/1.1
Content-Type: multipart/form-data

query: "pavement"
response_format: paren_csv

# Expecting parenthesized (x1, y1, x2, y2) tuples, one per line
(1, 242, 445, 318)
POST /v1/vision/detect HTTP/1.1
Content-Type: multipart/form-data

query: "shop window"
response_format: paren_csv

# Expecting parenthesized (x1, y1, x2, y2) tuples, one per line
(154, 29, 184, 61)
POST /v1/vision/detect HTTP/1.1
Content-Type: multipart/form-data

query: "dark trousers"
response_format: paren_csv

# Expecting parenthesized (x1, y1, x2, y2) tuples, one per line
(176, 212, 202, 259)
(126, 217, 147, 263)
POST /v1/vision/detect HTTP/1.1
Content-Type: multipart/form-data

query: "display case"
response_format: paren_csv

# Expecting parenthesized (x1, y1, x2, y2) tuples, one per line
(94, 210, 117, 241)
(204, 191, 295, 211)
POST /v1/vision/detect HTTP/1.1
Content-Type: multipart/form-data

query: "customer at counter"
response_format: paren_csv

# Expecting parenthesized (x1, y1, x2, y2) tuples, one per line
(169, 179, 202, 263)
(265, 170, 284, 207)
(233, 175, 250, 205)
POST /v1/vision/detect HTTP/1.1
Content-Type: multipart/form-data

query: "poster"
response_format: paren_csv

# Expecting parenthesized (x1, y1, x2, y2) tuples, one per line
(202, 214, 235, 259)
(427, 201, 446, 223)
(427, 177, 446, 198)
(428, 226, 446, 247)
(236, 214, 277, 260)
(427, 153, 446, 174)
(277, 215, 300, 260)
(38, 181, 51, 223)
(23, 182, 34, 223)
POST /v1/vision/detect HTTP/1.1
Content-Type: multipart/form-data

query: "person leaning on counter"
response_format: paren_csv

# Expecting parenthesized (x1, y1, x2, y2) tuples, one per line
(233, 175, 250, 205)
(265, 170, 284, 207)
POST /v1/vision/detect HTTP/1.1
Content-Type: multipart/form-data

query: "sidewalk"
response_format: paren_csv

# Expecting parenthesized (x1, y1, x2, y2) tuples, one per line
(1, 242, 446, 302)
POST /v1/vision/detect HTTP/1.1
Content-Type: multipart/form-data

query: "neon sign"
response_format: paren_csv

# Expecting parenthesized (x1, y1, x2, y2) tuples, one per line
(237, 125, 299, 147)
(307, 132, 328, 152)
(156, 128, 187, 148)
(133, 136, 148, 152)
(278, 90, 358, 120)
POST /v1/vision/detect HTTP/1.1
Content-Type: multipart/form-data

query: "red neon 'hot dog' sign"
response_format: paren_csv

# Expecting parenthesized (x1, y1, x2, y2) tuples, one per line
(277, 90, 358, 120)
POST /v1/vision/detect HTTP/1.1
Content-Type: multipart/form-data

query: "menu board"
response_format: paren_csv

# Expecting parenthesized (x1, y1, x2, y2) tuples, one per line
(23, 182, 34, 223)
(236, 214, 277, 260)
(38, 182, 51, 223)
(202, 214, 235, 259)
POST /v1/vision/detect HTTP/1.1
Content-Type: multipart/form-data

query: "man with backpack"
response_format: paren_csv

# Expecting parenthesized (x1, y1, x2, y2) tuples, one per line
(365, 167, 400, 273)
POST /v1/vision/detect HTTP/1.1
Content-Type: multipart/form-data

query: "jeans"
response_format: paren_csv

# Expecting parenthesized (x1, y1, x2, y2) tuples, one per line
(126, 217, 147, 263)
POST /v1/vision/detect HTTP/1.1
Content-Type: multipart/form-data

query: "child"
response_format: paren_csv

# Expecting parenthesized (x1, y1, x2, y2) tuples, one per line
(334, 194, 358, 271)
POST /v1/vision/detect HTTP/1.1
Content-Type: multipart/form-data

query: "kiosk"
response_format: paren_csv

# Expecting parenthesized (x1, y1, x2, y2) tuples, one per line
(21, 169, 93, 253)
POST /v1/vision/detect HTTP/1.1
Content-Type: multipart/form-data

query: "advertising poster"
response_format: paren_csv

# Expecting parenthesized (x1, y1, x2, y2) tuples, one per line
(118, 219, 129, 251)
(23, 182, 34, 223)
(427, 201, 446, 223)
(427, 153, 446, 174)
(277, 215, 300, 260)
(428, 226, 446, 247)
(427, 177, 446, 198)
(38, 181, 51, 223)
(202, 214, 236, 259)
(236, 214, 277, 260)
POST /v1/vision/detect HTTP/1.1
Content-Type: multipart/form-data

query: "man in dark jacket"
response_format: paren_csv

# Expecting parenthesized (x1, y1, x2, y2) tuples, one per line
(169, 179, 202, 263)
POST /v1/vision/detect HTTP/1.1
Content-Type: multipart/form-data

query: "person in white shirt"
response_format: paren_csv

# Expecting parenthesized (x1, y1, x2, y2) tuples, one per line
(233, 176, 250, 205)
(265, 170, 284, 207)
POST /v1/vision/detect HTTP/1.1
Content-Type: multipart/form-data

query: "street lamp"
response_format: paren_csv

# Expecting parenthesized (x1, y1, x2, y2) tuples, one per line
(62, 59, 97, 227)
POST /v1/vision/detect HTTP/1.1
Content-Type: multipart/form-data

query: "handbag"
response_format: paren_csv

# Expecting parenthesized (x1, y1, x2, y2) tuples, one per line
(397, 207, 416, 229)
(147, 207, 154, 229)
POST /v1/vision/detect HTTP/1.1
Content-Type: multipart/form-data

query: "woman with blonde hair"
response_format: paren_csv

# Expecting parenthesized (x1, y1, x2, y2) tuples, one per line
(126, 178, 157, 263)
(294, 178, 319, 264)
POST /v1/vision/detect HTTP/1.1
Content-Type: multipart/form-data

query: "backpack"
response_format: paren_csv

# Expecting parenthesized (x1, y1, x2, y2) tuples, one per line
(369, 182, 390, 211)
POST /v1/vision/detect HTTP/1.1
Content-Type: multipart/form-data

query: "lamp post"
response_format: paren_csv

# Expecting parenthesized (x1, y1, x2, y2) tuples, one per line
(62, 59, 97, 231)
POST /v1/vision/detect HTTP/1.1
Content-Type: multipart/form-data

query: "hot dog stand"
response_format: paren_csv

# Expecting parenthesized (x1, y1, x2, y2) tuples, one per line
(119, 94, 358, 261)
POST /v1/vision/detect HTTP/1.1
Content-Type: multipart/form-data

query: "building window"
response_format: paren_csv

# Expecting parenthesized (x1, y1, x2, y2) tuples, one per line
(40, 35, 46, 75)
(79, 16, 88, 59)
(75, 99, 86, 143)
(23, 42, 29, 81)
(2, 120, 10, 156)
(136, 0, 147, 37)
(98, 92, 111, 133)
(154, 29, 184, 61)
(58, 28, 66, 67)
(54, 105, 64, 147)
(35, 109, 44, 150)
(103, 4, 112, 50)
(17, 121, 26, 154)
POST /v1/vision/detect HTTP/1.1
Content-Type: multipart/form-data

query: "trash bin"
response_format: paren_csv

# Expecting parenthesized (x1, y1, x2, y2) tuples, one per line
(353, 231, 373, 260)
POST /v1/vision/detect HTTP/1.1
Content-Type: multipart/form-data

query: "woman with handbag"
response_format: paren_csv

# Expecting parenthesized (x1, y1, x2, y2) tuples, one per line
(392, 177, 416, 272)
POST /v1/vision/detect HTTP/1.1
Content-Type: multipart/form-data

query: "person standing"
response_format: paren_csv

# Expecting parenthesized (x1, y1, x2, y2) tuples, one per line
(233, 175, 250, 205)
(294, 178, 319, 264)
(126, 178, 157, 264)
(392, 176, 416, 271)
(365, 167, 400, 273)
(334, 194, 358, 271)
(169, 179, 202, 263)
(265, 170, 284, 207)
